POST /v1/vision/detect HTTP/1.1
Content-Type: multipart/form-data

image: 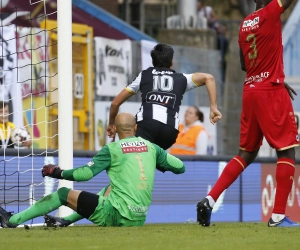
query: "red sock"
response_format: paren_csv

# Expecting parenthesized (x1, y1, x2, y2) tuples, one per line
(208, 156, 246, 201)
(273, 158, 295, 214)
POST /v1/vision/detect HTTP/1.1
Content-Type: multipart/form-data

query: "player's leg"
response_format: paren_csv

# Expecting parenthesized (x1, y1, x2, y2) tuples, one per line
(75, 186, 145, 227)
(44, 187, 115, 227)
(136, 119, 178, 172)
(45, 186, 112, 227)
(196, 150, 258, 226)
(156, 122, 179, 150)
(258, 86, 299, 227)
(197, 90, 262, 226)
(266, 148, 300, 227)
(44, 213, 81, 227)
(136, 119, 179, 150)
(47, 188, 108, 226)
(135, 119, 156, 142)
(45, 190, 83, 227)
(151, 121, 178, 172)
(77, 186, 127, 226)
(0, 187, 71, 228)
(206, 149, 258, 201)
(259, 87, 299, 226)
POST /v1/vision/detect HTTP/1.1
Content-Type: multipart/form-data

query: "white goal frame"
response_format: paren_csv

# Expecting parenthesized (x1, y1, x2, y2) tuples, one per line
(57, 0, 73, 217)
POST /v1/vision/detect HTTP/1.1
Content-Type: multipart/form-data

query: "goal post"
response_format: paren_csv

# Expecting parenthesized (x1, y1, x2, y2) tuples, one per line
(0, 0, 94, 226)
(57, 0, 73, 217)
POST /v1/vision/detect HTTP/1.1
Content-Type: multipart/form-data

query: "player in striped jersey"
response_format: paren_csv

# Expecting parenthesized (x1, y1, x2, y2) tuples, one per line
(106, 44, 222, 150)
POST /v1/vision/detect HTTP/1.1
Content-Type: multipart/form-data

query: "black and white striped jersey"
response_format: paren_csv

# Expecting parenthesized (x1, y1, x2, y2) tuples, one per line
(125, 67, 198, 130)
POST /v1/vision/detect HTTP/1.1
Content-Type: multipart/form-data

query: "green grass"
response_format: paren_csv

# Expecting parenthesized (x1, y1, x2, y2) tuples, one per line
(1, 222, 300, 250)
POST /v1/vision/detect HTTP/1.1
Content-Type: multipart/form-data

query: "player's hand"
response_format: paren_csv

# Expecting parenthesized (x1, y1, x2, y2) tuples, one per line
(209, 109, 222, 125)
(42, 164, 63, 179)
(106, 124, 116, 138)
(284, 82, 297, 100)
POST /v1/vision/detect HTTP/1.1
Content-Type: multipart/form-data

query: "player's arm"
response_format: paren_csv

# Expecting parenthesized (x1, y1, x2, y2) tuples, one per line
(191, 73, 222, 124)
(239, 47, 246, 72)
(280, 0, 294, 10)
(107, 72, 142, 138)
(154, 144, 185, 174)
(42, 146, 111, 181)
(107, 89, 135, 138)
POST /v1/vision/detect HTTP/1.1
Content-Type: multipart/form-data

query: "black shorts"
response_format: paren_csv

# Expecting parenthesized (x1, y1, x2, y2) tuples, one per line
(135, 119, 179, 150)
(77, 191, 99, 219)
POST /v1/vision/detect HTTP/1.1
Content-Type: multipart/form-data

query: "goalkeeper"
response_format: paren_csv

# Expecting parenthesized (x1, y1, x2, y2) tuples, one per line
(0, 112, 185, 228)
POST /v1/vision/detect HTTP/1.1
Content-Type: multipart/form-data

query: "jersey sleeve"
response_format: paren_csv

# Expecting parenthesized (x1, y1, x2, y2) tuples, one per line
(125, 72, 142, 94)
(62, 146, 111, 181)
(153, 144, 185, 174)
(183, 73, 198, 92)
(264, 0, 284, 18)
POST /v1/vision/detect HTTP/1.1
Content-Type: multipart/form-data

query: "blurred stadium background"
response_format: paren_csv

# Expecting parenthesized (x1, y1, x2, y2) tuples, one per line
(0, 0, 300, 225)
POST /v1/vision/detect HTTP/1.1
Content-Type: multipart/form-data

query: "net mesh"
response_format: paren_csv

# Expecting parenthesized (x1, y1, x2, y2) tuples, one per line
(0, 0, 59, 225)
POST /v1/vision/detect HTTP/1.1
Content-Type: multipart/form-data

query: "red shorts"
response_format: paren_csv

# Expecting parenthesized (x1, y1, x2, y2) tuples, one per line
(240, 85, 299, 151)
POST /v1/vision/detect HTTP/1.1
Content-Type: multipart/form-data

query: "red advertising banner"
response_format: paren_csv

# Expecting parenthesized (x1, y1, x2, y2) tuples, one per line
(261, 164, 300, 222)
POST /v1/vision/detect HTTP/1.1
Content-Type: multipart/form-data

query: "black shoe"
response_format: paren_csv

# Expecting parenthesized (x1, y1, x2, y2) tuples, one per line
(0, 207, 17, 228)
(44, 214, 72, 227)
(196, 198, 212, 227)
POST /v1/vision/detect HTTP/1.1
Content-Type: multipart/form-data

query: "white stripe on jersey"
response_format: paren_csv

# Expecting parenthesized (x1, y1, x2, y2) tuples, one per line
(152, 104, 168, 124)
(126, 72, 142, 93)
(183, 73, 198, 92)
(174, 113, 180, 130)
(136, 106, 143, 122)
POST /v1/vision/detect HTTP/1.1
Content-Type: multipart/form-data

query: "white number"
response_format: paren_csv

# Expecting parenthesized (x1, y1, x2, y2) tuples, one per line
(153, 75, 174, 91)
(74, 73, 84, 99)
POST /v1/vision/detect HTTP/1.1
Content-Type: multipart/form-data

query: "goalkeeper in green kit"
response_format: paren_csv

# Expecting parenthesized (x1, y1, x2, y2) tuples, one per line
(0, 113, 185, 228)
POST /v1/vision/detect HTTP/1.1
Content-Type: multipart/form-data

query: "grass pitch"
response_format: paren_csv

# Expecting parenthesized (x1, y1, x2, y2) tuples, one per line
(1, 222, 300, 250)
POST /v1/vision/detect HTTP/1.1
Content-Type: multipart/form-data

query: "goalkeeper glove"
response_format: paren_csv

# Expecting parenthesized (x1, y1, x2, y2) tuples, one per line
(42, 164, 63, 179)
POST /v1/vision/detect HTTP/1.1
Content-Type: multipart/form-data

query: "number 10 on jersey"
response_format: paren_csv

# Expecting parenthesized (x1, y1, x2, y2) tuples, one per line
(153, 75, 174, 91)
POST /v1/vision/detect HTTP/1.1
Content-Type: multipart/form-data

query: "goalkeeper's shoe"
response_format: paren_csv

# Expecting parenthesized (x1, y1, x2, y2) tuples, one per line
(268, 217, 300, 227)
(44, 214, 72, 227)
(0, 207, 17, 228)
(196, 198, 212, 227)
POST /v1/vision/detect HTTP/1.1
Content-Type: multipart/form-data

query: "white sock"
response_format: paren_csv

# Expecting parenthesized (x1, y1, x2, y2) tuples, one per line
(206, 195, 215, 208)
(271, 213, 285, 222)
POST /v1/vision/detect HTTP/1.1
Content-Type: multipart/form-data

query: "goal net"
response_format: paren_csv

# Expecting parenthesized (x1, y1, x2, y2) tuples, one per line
(0, 0, 72, 226)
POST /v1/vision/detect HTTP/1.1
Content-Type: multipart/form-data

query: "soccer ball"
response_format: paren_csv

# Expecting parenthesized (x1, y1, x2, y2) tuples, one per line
(11, 127, 31, 146)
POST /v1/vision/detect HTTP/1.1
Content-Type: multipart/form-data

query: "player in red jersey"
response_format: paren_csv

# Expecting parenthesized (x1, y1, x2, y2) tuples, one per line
(197, 0, 300, 227)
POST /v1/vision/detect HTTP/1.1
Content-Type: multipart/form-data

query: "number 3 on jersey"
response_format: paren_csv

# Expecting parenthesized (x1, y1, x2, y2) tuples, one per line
(153, 75, 174, 92)
(247, 34, 257, 68)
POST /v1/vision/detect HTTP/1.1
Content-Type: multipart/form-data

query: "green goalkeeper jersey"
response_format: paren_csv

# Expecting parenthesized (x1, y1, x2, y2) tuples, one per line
(62, 136, 185, 221)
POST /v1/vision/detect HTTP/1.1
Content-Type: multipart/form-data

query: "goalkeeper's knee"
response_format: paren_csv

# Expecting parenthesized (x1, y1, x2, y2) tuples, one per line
(57, 187, 71, 205)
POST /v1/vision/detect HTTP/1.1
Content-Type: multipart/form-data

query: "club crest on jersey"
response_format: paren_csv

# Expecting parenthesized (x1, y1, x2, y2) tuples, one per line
(87, 161, 94, 167)
(120, 141, 148, 153)
(243, 17, 259, 28)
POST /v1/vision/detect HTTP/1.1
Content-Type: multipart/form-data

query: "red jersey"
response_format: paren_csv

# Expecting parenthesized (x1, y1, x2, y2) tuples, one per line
(238, 0, 285, 90)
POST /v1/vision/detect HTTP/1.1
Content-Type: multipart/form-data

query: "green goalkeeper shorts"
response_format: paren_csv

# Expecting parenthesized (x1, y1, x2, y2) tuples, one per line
(88, 186, 144, 227)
